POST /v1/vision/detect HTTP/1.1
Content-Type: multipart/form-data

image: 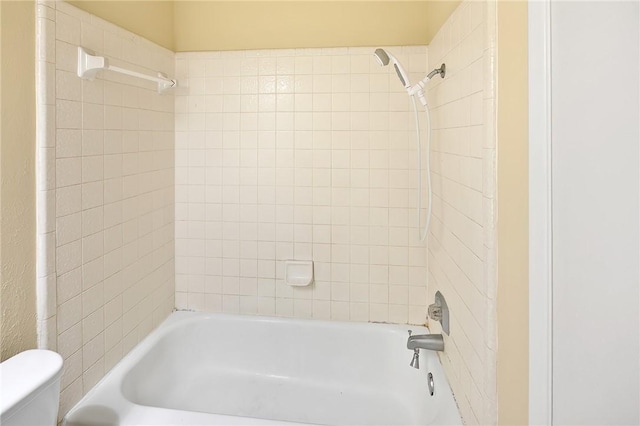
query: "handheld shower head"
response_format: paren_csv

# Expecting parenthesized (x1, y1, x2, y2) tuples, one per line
(373, 48, 390, 66)
(373, 48, 411, 89)
(373, 48, 447, 109)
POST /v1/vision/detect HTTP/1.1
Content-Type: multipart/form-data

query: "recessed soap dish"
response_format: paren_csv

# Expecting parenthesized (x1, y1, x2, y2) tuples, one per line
(285, 260, 314, 287)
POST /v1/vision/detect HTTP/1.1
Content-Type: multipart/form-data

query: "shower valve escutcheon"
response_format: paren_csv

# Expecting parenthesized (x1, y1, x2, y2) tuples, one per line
(428, 291, 450, 335)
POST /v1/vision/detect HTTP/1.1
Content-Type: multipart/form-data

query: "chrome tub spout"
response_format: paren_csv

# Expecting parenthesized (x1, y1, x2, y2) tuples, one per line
(407, 334, 444, 352)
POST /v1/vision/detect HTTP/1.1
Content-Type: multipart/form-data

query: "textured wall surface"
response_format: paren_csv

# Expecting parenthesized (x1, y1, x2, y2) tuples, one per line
(426, 1, 497, 424)
(0, 0, 38, 362)
(35, 1, 176, 418)
(174, 46, 431, 324)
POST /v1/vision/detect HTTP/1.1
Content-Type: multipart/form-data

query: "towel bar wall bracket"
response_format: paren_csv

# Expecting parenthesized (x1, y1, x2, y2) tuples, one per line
(77, 47, 176, 94)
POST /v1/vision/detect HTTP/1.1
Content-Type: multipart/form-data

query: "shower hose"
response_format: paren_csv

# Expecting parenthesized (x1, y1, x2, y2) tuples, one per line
(410, 95, 432, 242)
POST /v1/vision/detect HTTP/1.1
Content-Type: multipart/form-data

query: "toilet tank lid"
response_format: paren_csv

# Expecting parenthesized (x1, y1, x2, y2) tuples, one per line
(0, 349, 63, 416)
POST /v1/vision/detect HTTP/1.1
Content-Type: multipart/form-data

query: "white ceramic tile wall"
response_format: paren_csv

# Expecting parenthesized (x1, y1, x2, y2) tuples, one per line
(174, 46, 430, 324)
(426, 1, 497, 424)
(33, 2, 497, 422)
(35, 1, 175, 419)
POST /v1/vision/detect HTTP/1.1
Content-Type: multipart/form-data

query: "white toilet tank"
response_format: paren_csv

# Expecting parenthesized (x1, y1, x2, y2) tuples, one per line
(0, 349, 63, 425)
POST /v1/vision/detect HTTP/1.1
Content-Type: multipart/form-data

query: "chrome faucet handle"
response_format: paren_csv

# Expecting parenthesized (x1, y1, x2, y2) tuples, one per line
(428, 303, 442, 321)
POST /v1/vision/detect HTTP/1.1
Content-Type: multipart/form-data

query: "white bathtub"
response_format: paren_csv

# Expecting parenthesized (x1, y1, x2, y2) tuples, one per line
(64, 312, 461, 425)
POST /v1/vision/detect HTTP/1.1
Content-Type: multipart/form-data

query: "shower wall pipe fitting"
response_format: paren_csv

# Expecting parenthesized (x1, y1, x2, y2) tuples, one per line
(408, 67, 446, 107)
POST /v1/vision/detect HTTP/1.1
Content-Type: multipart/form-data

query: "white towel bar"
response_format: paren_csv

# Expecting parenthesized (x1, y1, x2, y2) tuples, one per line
(77, 47, 176, 94)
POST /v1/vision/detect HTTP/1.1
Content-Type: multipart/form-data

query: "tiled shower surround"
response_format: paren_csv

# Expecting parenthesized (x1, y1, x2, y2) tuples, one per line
(174, 47, 430, 323)
(35, 1, 175, 417)
(34, 0, 498, 423)
(427, 2, 498, 424)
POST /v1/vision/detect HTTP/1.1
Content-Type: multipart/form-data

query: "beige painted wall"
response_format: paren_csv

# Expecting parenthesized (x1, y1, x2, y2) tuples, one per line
(67, 1, 459, 52)
(0, 0, 37, 362)
(496, 1, 529, 424)
(68, 0, 175, 50)
(173, 1, 459, 51)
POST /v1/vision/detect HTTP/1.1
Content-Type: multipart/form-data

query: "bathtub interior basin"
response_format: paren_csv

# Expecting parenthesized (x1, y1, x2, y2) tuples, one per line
(64, 312, 461, 426)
